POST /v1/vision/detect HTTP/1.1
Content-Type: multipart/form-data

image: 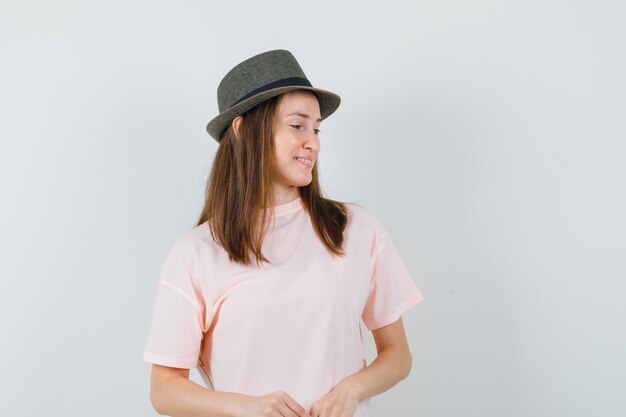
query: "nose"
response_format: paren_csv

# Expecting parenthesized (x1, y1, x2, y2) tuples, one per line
(304, 129, 320, 153)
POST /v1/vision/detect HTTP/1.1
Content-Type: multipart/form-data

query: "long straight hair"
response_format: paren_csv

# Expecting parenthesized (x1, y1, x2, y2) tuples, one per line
(196, 92, 349, 267)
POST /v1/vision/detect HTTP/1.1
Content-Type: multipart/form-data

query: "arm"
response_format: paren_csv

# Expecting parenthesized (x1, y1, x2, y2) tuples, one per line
(338, 317, 413, 401)
(308, 317, 413, 416)
(150, 364, 312, 417)
(149, 364, 244, 417)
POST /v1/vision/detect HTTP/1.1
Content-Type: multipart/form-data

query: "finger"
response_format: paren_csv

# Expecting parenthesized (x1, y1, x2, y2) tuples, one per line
(279, 403, 299, 417)
(282, 395, 311, 417)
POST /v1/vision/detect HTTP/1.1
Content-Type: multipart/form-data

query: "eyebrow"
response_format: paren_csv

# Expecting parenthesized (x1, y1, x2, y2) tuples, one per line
(285, 112, 323, 122)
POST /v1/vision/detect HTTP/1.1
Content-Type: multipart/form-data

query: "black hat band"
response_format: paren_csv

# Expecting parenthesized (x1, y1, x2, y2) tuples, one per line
(232, 77, 312, 107)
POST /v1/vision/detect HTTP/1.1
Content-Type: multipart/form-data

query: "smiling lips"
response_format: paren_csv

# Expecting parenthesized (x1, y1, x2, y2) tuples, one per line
(293, 156, 313, 168)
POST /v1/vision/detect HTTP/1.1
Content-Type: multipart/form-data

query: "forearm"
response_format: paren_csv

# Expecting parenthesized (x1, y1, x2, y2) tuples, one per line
(336, 345, 412, 402)
(152, 375, 247, 417)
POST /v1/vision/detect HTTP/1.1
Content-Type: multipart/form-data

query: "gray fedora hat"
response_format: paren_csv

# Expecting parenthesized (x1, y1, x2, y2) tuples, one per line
(206, 49, 341, 142)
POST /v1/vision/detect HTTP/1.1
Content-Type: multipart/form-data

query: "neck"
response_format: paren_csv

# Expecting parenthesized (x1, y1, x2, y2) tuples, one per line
(273, 185, 299, 205)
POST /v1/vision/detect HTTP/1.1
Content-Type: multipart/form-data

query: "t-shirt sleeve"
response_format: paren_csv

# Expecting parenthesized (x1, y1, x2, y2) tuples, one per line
(143, 235, 206, 369)
(361, 217, 424, 331)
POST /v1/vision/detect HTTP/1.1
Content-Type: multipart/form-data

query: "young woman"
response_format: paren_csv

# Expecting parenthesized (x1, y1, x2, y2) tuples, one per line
(143, 49, 424, 417)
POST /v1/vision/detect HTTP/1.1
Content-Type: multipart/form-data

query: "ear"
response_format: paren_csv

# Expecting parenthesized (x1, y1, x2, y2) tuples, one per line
(231, 116, 243, 139)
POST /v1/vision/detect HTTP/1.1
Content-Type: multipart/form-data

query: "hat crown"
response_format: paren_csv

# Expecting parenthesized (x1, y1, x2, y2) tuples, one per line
(217, 49, 309, 112)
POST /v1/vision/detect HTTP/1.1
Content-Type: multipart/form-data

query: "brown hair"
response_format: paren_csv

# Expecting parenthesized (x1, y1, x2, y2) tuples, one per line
(196, 93, 349, 267)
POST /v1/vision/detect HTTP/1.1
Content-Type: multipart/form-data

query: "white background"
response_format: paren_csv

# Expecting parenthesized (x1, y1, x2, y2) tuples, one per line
(1, 1, 625, 416)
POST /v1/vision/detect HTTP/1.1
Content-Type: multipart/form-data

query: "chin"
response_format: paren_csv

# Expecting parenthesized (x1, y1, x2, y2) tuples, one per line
(289, 177, 313, 187)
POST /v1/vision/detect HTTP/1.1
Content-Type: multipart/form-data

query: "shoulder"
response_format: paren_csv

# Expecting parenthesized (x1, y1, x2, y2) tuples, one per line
(344, 202, 384, 230)
(165, 221, 221, 262)
(343, 202, 389, 247)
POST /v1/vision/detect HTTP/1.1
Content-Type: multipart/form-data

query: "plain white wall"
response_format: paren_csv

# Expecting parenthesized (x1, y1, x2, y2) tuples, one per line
(1, 0, 625, 416)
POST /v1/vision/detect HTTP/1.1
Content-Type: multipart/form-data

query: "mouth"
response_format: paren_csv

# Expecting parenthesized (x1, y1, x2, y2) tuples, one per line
(293, 157, 313, 168)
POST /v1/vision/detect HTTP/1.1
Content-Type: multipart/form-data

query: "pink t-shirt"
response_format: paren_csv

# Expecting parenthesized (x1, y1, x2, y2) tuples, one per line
(143, 197, 424, 416)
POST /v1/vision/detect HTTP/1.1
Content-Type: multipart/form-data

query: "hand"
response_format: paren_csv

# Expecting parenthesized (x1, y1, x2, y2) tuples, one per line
(235, 390, 312, 417)
(309, 382, 360, 417)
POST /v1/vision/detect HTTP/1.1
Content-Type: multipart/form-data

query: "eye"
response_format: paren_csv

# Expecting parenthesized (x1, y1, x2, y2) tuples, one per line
(290, 125, 302, 130)
(314, 129, 321, 135)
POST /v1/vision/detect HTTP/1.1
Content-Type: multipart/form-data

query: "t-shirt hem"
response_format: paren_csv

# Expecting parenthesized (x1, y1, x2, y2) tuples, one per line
(363, 293, 424, 331)
(143, 352, 198, 369)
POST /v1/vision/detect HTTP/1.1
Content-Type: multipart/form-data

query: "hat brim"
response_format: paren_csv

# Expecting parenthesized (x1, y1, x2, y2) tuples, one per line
(206, 86, 341, 142)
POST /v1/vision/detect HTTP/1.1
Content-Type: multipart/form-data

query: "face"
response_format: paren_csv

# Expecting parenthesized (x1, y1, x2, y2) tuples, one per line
(271, 90, 322, 198)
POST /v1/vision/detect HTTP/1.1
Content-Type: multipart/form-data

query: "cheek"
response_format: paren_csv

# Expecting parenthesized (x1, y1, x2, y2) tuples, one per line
(273, 133, 291, 151)
(274, 137, 295, 157)
(272, 143, 291, 166)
